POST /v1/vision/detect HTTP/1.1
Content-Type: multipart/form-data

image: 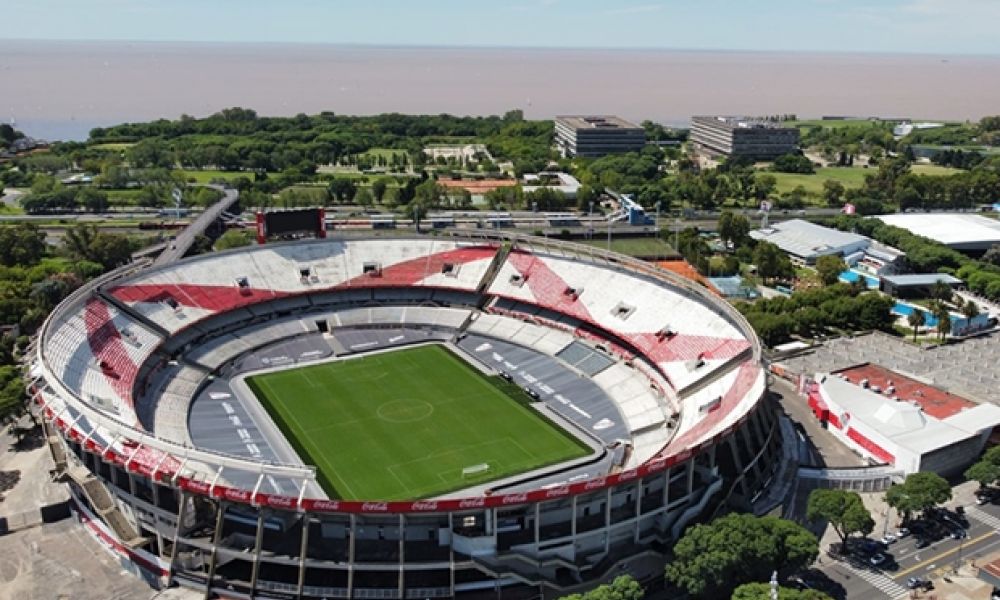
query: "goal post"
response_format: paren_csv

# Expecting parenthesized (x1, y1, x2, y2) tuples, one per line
(462, 463, 490, 477)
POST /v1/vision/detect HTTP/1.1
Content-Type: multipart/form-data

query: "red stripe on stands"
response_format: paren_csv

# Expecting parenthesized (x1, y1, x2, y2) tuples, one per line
(630, 332, 750, 363)
(663, 360, 761, 450)
(84, 299, 139, 409)
(507, 250, 595, 323)
(338, 246, 497, 288)
(108, 283, 285, 312)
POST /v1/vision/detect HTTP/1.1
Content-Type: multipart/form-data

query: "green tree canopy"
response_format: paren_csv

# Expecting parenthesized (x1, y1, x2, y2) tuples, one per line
(885, 472, 952, 520)
(560, 575, 644, 600)
(806, 489, 874, 551)
(814, 255, 847, 286)
(666, 514, 819, 598)
(731, 583, 833, 600)
(214, 229, 254, 251)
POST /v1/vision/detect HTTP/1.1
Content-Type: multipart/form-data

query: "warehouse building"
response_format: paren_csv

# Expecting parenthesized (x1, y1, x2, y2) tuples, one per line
(554, 115, 646, 158)
(691, 116, 799, 159)
(876, 213, 1000, 253)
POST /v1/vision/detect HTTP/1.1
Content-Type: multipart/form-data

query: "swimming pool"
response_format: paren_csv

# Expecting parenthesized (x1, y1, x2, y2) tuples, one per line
(891, 302, 939, 327)
(839, 270, 880, 288)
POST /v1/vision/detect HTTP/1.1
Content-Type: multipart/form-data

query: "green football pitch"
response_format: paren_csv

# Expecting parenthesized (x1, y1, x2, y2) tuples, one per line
(246, 344, 589, 500)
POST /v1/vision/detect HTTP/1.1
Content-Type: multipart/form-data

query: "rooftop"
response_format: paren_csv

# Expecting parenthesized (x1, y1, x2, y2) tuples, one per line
(555, 115, 641, 130)
(834, 363, 974, 420)
(819, 372, 1000, 455)
(749, 219, 869, 259)
(876, 213, 1000, 248)
(880, 273, 963, 287)
(436, 179, 517, 193)
(692, 116, 794, 130)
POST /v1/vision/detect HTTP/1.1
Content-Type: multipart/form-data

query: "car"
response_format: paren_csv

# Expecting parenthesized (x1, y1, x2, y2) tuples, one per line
(951, 528, 967, 540)
(880, 533, 897, 545)
(869, 553, 888, 567)
(978, 494, 990, 505)
(907, 577, 932, 590)
(915, 537, 930, 549)
(896, 527, 910, 538)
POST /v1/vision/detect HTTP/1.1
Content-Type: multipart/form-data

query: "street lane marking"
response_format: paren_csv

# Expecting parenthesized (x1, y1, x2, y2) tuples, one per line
(893, 530, 996, 579)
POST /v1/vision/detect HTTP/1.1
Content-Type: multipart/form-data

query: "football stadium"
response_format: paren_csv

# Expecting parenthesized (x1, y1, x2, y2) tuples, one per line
(28, 227, 781, 598)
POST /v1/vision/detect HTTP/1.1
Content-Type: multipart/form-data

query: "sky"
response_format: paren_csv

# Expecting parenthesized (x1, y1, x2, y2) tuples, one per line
(3, 0, 1000, 55)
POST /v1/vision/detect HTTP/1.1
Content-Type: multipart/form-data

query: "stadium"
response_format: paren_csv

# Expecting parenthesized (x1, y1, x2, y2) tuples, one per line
(28, 224, 781, 599)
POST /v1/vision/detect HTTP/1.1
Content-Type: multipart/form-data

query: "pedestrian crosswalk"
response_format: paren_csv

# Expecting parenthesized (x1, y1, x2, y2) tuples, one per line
(840, 563, 909, 598)
(968, 506, 1000, 530)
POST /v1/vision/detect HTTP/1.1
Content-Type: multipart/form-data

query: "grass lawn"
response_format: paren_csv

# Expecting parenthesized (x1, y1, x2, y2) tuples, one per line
(246, 344, 588, 500)
(770, 164, 963, 197)
(88, 142, 135, 151)
(769, 167, 872, 196)
(911, 164, 964, 176)
(577, 236, 678, 258)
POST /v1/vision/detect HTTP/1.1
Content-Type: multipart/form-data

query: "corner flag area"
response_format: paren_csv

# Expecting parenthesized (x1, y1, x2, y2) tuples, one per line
(246, 344, 589, 500)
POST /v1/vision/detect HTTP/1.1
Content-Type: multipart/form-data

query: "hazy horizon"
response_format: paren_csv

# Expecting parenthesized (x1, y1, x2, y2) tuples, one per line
(5, 40, 1000, 141)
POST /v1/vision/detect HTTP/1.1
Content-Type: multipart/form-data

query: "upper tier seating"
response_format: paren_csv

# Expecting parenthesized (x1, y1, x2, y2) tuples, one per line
(106, 240, 498, 334)
(487, 250, 750, 389)
(43, 297, 161, 425)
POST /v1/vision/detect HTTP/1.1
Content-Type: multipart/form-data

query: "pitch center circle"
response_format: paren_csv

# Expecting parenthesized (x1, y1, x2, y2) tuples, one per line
(376, 399, 434, 423)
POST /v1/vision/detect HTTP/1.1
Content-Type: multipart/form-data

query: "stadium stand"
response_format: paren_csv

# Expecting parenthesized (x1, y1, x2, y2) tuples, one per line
(31, 233, 775, 600)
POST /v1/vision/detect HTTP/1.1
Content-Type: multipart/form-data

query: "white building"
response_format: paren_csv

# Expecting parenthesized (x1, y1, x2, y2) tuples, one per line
(806, 373, 1000, 475)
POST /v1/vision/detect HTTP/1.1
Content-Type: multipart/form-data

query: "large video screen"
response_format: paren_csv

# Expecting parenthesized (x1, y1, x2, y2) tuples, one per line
(265, 209, 321, 235)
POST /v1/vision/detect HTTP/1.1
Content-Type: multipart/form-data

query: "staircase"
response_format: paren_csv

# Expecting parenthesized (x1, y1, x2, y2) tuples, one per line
(97, 288, 171, 339)
(475, 242, 512, 299)
(66, 466, 146, 548)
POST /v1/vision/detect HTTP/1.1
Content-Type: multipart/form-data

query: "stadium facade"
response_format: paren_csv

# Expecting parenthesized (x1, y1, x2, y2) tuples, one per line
(28, 232, 781, 599)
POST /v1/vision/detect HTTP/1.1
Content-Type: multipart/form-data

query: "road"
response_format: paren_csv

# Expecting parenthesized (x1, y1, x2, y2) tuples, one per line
(153, 184, 238, 265)
(816, 501, 1000, 599)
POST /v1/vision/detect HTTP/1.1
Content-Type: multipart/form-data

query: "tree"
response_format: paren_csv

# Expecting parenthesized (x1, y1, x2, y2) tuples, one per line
(0, 365, 28, 430)
(355, 187, 374, 208)
(885, 472, 952, 521)
(965, 460, 1000, 489)
(666, 513, 818, 598)
(559, 575, 643, 600)
(814, 255, 847, 286)
(930, 280, 953, 304)
(76, 187, 108, 213)
(731, 583, 833, 600)
(327, 177, 357, 203)
(806, 489, 874, 551)
(961, 298, 980, 321)
(907, 308, 925, 342)
(371, 178, 390, 204)
(753, 242, 793, 284)
(932, 302, 951, 341)
(753, 174, 777, 201)
(822, 179, 845, 207)
(771, 154, 814, 174)
(63, 223, 135, 269)
(718, 211, 751, 250)
(983, 244, 1000, 267)
(0, 223, 47, 267)
(214, 229, 254, 251)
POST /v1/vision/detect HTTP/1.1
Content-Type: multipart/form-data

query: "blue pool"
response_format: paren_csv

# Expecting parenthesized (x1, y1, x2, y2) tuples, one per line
(839, 270, 879, 288)
(891, 302, 939, 327)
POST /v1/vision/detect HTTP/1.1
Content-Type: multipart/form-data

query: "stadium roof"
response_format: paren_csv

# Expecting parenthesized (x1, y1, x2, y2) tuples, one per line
(880, 273, 963, 288)
(876, 213, 1000, 251)
(834, 363, 974, 420)
(749, 219, 869, 260)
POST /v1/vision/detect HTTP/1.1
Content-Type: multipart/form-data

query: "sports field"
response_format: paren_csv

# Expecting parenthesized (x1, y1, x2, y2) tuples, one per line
(246, 344, 589, 500)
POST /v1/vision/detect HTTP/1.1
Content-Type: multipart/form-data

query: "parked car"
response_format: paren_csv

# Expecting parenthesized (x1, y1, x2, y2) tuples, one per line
(896, 527, 910, 538)
(880, 533, 897, 545)
(915, 537, 930, 549)
(870, 553, 888, 567)
(951, 528, 968, 540)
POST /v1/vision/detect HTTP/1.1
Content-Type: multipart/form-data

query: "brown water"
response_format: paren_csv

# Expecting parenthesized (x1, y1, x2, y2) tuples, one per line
(3, 40, 999, 140)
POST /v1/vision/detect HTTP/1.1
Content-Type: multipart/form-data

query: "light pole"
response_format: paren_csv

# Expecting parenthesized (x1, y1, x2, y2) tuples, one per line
(607, 217, 612, 251)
